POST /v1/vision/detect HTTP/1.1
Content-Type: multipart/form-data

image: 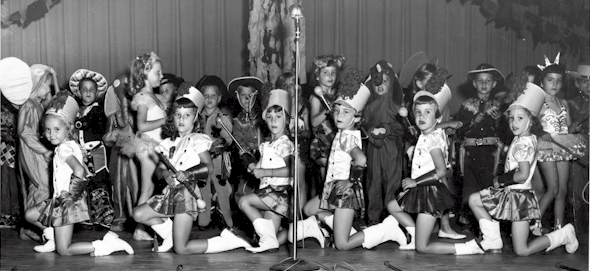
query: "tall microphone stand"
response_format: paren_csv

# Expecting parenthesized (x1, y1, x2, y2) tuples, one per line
(270, 3, 320, 271)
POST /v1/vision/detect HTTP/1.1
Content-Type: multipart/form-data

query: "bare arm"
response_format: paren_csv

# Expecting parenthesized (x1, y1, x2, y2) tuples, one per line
(310, 96, 328, 128)
(135, 104, 166, 132)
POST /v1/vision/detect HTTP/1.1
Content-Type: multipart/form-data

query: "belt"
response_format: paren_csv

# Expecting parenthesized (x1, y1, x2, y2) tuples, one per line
(462, 137, 500, 146)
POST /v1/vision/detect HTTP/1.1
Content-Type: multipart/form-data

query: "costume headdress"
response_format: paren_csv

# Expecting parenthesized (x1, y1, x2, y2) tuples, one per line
(334, 68, 371, 112)
(30, 64, 59, 98)
(0, 57, 33, 107)
(228, 76, 263, 94)
(176, 82, 205, 113)
(136, 52, 160, 71)
(399, 51, 437, 89)
(313, 54, 345, 75)
(196, 75, 227, 95)
(69, 69, 108, 99)
(468, 63, 505, 88)
(537, 52, 561, 71)
(507, 75, 545, 117)
(262, 88, 291, 117)
(45, 91, 80, 124)
(567, 64, 590, 80)
(228, 76, 262, 111)
(364, 60, 403, 105)
(414, 66, 452, 113)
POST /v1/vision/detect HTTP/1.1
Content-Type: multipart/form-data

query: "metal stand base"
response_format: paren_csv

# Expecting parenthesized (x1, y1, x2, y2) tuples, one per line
(269, 257, 322, 271)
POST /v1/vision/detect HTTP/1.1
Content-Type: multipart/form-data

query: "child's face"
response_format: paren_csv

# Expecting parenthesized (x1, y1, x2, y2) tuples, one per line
(373, 74, 392, 96)
(508, 107, 531, 136)
(265, 109, 286, 136)
(541, 73, 563, 96)
(317, 66, 337, 88)
(173, 107, 198, 136)
(281, 77, 298, 98)
(575, 79, 590, 96)
(333, 103, 358, 129)
(472, 73, 497, 97)
(203, 86, 221, 109)
(237, 86, 256, 110)
(36, 76, 53, 109)
(159, 83, 176, 104)
(44, 115, 69, 146)
(80, 80, 98, 106)
(414, 103, 437, 132)
(146, 62, 163, 89)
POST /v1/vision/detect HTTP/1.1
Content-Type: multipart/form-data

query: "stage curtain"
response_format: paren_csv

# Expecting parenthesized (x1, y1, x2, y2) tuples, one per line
(2, 0, 584, 113)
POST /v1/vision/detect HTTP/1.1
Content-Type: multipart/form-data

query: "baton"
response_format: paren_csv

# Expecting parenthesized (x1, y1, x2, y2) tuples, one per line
(154, 147, 204, 202)
(549, 137, 589, 165)
(216, 116, 248, 154)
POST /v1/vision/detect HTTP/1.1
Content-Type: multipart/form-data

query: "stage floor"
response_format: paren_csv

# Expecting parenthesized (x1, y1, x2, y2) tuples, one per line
(1, 227, 588, 271)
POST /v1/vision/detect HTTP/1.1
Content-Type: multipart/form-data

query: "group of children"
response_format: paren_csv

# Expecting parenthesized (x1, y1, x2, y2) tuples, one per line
(0, 50, 586, 258)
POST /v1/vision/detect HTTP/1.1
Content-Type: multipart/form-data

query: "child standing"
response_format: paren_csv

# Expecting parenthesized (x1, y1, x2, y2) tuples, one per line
(132, 85, 214, 253)
(24, 93, 134, 256)
(15, 61, 59, 240)
(238, 88, 295, 253)
(456, 63, 504, 227)
(229, 76, 264, 201)
(0, 58, 35, 230)
(455, 77, 579, 256)
(532, 54, 586, 234)
(276, 72, 312, 202)
(69, 69, 113, 226)
(309, 55, 345, 181)
(103, 73, 139, 232)
(157, 73, 184, 110)
(195, 76, 234, 228)
(126, 52, 166, 240)
(362, 60, 406, 227)
(302, 69, 408, 251)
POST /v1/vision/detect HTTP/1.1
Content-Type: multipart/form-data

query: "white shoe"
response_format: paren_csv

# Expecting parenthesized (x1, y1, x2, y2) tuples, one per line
(478, 219, 502, 253)
(455, 240, 484, 255)
(246, 219, 279, 253)
(92, 231, 135, 256)
(289, 216, 325, 248)
(362, 216, 407, 249)
(151, 219, 173, 252)
(438, 230, 466, 240)
(398, 227, 415, 250)
(34, 227, 55, 253)
(546, 224, 579, 253)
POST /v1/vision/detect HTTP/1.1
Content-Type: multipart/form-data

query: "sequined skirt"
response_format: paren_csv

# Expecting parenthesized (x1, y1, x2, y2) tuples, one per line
(398, 182, 454, 218)
(37, 191, 90, 227)
(319, 180, 365, 219)
(147, 180, 205, 220)
(255, 185, 292, 218)
(480, 187, 541, 222)
(538, 134, 587, 162)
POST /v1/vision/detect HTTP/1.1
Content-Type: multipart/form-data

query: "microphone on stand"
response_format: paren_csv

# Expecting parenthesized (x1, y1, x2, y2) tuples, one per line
(289, 3, 302, 40)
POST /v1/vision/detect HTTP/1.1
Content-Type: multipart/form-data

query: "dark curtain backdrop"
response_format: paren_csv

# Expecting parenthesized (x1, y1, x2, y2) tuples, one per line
(2, 0, 585, 113)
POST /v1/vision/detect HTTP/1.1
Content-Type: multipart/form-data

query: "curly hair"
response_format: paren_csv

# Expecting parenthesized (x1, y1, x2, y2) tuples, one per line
(128, 52, 161, 97)
(412, 63, 437, 95)
(309, 55, 345, 88)
(505, 106, 544, 137)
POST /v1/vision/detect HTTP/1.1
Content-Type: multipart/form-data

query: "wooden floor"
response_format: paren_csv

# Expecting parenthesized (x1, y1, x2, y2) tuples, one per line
(1, 226, 588, 271)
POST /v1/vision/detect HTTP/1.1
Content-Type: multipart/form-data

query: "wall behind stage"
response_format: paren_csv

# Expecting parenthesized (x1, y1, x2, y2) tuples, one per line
(2, 0, 586, 113)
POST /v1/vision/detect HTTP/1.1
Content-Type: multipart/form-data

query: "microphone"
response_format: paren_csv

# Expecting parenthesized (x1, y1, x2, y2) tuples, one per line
(555, 262, 580, 271)
(383, 261, 402, 271)
(289, 3, 303, 40)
